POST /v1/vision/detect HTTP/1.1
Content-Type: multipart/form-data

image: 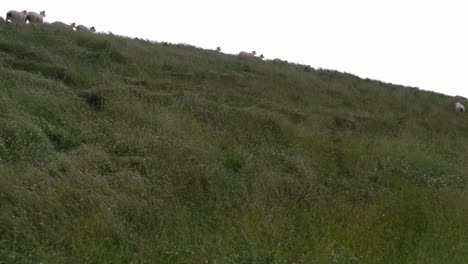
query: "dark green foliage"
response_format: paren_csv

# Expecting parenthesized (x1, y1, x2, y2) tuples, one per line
(5, 59, 77, 85)
(78, 91, 106, 111)
(223, 151, 246, 173)
(75, 35, 127, 64)
(0, 24, 467, 263)
(0, 118, 52, 162)
(0, 40, 49, 61)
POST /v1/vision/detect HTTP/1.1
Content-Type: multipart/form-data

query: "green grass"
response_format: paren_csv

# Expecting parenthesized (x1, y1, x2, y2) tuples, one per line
(0, 22, 467, 263)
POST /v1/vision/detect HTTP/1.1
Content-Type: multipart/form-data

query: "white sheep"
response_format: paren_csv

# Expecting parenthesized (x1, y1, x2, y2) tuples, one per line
(26, 11, 46, 24)
(5, 10, 27, 23)
(76, 25, 96, 33)
(239, 51, 257, 57)
(455, 102, 465, 112)
(272, 58, 286, 63)
(51, 21, 76, 29)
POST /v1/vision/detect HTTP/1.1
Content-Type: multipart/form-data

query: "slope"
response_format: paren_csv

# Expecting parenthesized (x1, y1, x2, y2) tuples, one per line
(0, 23, 468, 263)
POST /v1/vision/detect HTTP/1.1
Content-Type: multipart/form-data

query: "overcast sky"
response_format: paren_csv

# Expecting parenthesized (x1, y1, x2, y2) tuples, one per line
(2, 1, 467, 97)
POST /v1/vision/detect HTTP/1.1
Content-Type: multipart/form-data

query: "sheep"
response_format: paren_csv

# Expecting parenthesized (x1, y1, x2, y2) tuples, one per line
(239, 51, 264, 60)
(26, 11, 46, 24)
(76, 25, 96, 33)
(239, 51, 256, 57)
(272, 58, 286, 63)
(5, 10, 27, 23)
(216, 47, 221, 52)
(455, 102, 465, 112)
(51, 21, 76, 29)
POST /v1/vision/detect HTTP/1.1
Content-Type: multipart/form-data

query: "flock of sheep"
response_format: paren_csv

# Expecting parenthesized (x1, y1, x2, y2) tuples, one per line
(1, 9, 265, 58)
(0, 9, 95, 32)
(1, 10, 466, 110)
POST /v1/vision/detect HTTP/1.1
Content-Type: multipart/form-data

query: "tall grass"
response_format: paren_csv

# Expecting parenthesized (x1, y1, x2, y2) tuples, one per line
(0, 22, 467, 263)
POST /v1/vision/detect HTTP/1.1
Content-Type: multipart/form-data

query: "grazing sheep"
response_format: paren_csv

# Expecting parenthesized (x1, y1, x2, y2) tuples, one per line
(455, 102, 465, 112)
(239, 51, 256, 57)
(239, 51, 264, 60)
(216, 47, 221, 52)
(26, 11, 46, 23)
(76, 25, 96, 32)
(5, 10, 27, 23)
(51, 21, 76, 29)
(272, 58, 287, 63)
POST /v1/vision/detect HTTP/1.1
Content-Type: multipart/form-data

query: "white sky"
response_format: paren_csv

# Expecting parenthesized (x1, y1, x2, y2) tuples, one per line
(2, 1, 467, 97)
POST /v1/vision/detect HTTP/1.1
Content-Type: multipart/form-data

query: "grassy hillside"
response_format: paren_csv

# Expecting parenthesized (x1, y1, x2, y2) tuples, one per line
(0, 23, 467, 263)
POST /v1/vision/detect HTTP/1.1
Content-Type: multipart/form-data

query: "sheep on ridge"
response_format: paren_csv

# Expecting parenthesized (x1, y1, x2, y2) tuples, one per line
(455, 102, 465, 112)
(5, 10, 27, 23)
(272, 58, 287, 64)
(239, 51, 256, 57)
(26, 11, 46, 24)
(51, 21, 76, 29)
(76, 25, 96, 33)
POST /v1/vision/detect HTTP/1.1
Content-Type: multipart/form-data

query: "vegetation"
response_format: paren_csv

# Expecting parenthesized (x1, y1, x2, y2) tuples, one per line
(0, 23, 467, 263)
